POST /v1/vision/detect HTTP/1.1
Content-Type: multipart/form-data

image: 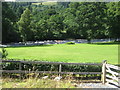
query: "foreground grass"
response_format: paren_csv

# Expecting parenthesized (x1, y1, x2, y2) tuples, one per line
(2, 77, 75, 88)
(4, 43, 118, 64)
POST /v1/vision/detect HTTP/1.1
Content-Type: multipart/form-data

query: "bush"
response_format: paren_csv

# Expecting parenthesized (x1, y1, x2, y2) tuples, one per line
(66, 42, 75, 45)
(2, 61, 102, 80)
(2, 61, 102, 72)
(1, 48, 8, 59)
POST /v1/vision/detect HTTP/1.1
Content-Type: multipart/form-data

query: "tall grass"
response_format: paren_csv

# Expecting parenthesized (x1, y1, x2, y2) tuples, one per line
(2, 74, 75, 88)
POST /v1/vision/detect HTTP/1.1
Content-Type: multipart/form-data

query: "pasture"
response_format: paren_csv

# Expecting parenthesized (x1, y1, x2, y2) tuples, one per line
(4, 43, 118, 64)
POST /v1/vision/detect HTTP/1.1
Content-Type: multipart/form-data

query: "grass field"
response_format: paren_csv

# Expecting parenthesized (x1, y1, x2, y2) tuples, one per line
(4, 43, 118, 64)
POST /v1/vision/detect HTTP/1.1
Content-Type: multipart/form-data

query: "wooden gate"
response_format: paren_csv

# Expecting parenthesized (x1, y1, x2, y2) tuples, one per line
(102, 60, 120, 88)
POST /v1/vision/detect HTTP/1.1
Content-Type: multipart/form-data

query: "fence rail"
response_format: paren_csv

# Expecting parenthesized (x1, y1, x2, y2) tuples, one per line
(1, 60, 102, 76)
(1, 70, 102, 75)
(1, 59, 120, 88)
(2, 60, 102, 65)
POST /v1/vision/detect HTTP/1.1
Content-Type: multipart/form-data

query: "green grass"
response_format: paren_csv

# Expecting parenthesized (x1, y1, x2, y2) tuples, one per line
(4, 43, 118, 64)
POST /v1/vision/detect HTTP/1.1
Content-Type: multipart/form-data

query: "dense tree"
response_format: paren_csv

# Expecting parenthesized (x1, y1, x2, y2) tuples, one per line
(17, 8, 32, 43)
(48, 14, 64, 39)
(63, 3, 81, 39)
(107, 2, 120, 41)
(75, 2, 107, 43)
(57, 2, 70, 8)
(35, 19, 49, 40)
(2, 2, 120, 44)
(2, 2, 20, 44)
(63, 12, 79, 39)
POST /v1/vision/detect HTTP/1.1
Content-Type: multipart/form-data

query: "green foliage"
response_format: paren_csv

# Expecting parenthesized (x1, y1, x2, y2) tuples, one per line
(2, 2, 20, 44)
(1, 48, 8, 59)
(75, 2, 107, 43)
(2, 62, 19, 70)
(2, 60, 101, 73)
(62, 65, 101, 72)
(106, 2, 120, 40)
(2, 2, 120, 43)
(66, 42, 75, 45)
(17, 8, 32, 42)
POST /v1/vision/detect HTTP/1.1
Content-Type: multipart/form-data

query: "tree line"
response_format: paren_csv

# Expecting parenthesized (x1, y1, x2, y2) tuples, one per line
(2, 2, 120, 44)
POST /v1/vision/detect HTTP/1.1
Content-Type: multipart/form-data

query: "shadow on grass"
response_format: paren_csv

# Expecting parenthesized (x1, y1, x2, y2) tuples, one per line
(91, 42, 120, 45)
(6, 44, 53, 48)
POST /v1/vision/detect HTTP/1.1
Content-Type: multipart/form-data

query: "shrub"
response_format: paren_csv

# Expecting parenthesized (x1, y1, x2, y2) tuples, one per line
(1, 48, 8, 59)
(66, 42, 75, 45)
(2, 61, 102, 72)
(2, 61, 102, 80)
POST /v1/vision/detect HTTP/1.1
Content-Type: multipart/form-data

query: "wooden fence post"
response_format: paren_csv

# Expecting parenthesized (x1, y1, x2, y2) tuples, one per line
(59, 64, 62, 77)
(102, 60, 107, 84)
(19, 61, 22, 79)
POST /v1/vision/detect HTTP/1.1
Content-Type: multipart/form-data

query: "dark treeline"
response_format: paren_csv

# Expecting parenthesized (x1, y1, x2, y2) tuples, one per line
(2, 2, 120, 44)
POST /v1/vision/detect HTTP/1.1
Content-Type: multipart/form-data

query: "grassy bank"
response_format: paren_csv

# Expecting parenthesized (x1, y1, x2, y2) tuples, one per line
(3, 43, 118, 64)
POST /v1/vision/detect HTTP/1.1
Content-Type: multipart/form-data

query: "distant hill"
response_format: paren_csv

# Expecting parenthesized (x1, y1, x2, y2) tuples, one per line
(8, 0, 120, 2)
(32, 1, 57, 6)
(15, 0, 55, 1)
